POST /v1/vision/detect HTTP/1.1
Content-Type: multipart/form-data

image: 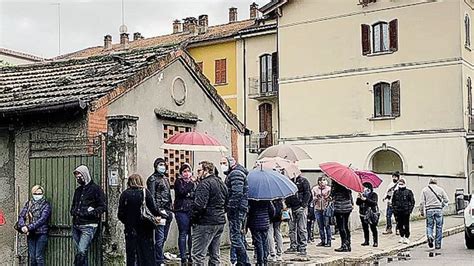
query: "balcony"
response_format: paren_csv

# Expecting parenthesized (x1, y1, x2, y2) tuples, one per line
(248, 76, 278, 100)
(248, 131, 278, 154)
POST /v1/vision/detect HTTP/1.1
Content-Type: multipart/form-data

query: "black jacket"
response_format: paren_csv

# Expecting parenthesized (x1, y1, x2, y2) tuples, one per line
(285, 175, 311, 210)
(118, 188, 160, 232)
(247, 200, 275, 231)
(225, 164, 249, 213)
(331, 182, 353, 214)
(70, 180, 107, 225)
(174, 178, 196, 213)
(192, 174, 228, 225)
(147, 173, 172, 212)
(392, 187, 415, 215)
(356, 192, 378, 216)
(270, 199, 284, 223)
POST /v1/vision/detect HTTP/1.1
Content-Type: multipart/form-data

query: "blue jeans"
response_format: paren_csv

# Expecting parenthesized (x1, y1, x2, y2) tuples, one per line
(175, 212, 192, 261)
(386, 206, 394, 230)
(230, 233, 247, 263)
(28, 233, 48, 266)
(426, 209, 443, 248)
(72, 225, 97, 266)
(155, 212, 173, 264)
(228, 210, 249, 265)
(192, 224, 225, 265)
(315, 210, 331, 244)
(250, 228, 269, 265)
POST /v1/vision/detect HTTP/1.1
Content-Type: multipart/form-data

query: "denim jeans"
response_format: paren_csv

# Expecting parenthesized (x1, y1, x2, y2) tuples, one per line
(289, 207, 307, 251)
(250, 228, 269, 265)
(230, 233, 247, 264)
(315, 210, 332, 244)
(175, 212, 192, 261)
(155, 212, 173, 264)
(72, 225, 97, 266)
(267, 221, 283, 257)
(386, 205, 394, 230)
(191, 224, 225, 265)
(28, 233, 48, 266)
(228, 210, 249, 265)
(426, 209, 443, 248)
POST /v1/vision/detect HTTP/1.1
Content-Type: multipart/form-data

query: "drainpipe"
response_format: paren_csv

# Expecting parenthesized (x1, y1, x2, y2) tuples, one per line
(276, 16, 281, 144)
(242, 36, 248, 168)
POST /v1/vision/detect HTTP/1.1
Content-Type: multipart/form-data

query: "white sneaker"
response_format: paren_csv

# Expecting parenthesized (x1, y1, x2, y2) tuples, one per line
(404, 238, 410, 244)
(399, 237, 404, 243)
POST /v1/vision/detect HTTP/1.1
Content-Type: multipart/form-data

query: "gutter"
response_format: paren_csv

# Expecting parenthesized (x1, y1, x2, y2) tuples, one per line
(0, 99, 88, 119)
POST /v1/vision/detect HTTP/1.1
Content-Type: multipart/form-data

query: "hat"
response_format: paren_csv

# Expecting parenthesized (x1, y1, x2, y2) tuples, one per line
(31, 185, 44, 194)
(429, 178, 437, 184)
(392, 171, 400, 178)
(399, 177, 406, 184)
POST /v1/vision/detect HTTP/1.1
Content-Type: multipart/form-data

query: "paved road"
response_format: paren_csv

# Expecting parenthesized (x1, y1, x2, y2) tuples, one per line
(374, 231, 474, 266)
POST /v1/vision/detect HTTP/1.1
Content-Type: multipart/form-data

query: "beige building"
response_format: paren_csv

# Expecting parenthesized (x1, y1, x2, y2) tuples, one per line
(262, 0, 473, 194)
(0, 47, 44, 65)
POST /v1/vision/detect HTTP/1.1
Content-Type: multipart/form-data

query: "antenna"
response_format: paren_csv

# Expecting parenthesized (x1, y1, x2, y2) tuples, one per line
(119, 0, 127, 33)
(51, 3, 61, 55)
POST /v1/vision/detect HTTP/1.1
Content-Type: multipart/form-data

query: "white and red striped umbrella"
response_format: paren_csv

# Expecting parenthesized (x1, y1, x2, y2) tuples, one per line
(160, 131, 228, 152)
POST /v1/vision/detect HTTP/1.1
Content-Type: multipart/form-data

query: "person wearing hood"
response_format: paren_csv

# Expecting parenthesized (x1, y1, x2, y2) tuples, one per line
(391, 178, 415, 244)
(147, 158, 173, 265)
(174, 163, 197, 264)
(356, 182, 379, 247)
(220, 156, 250, 265)
(70, 165, 106, 266)
(17, 185, 52, 266)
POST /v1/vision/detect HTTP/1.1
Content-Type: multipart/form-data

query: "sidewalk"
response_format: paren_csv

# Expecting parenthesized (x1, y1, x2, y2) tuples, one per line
(221, 214, 465, 265)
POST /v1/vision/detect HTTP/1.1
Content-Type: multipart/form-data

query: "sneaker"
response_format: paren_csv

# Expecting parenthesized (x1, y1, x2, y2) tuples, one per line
(334, 246, 350, 252)
(316, 242, 325, 247)
(324, 242, 332, 247)
(435, 246, 441, 250)
(404, 238, 410, 244)
(399, 237, 404, 243)
(298, 250, 307, 256)
(373, 243, 378, 247)
(427, 236, 434, 248)
(361, 241, 369, 246)
(396, 229, 400, 235)
(383, 229, 393, 235)
(284, 248, 298, 254)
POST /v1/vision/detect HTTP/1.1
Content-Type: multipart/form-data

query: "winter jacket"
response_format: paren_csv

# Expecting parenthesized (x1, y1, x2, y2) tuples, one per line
(331, 182, 353, 214)
(270, 199, 284, 223)
(147, 159, 172, 213)
(285, 175, 311, 210)
(356, 192, 378, 216)
(118, 187, 160, 233)
(174, 177, 196, 213)
(225, 164, 249, 213)
(18, 199, 52, 235)
(247, 200, 275, 231)
(419, 185, 449, 212)
(392, 187, 415, 215)
(192, 174, 228, 225)
(312, 185, 331, 211)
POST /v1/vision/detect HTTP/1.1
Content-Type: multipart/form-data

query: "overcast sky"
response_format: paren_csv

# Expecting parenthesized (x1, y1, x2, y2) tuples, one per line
(0, 0, 269, 59)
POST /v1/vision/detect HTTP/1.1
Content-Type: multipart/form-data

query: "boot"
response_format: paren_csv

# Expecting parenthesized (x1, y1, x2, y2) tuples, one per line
(361, 241, 369, 246)
(373, 234, 378, 247)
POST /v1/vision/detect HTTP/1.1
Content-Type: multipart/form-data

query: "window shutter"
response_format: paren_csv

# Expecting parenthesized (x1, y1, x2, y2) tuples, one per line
(221, 59, 227, 84)
(215, 60, 220, 83)
(271, 52, 278, 91)
(468, 78, 472, 115)
(389, 19, 398, 52)
(391, 80, 401, 117)
(361, 24, 371, 55)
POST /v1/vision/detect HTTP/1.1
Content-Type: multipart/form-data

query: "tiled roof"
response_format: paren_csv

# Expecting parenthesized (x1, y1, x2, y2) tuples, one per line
(56, 20, 255, 60)
(0, 47, 45, 62)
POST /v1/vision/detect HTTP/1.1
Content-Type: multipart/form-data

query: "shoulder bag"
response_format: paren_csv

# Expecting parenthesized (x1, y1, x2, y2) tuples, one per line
(140, 188, 161, 226)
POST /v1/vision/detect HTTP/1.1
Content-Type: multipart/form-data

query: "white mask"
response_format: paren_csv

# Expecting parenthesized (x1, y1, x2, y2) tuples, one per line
(157, 165, 166, 174)
(220, 164, 229, 173)
(33, 195, 43, 201)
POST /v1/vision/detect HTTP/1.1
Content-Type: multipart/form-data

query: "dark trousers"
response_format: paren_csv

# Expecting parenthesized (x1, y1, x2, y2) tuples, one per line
(175, 212, 192, 262)
(360, 217, 378, 244)
(155, 212, 173, 264)
(250, 228, 269, 265)
(228, 210, 249, 265)
(335, 212, 351, 247)
(28, 233, 48, 266)
(386, 205, 394, 230)
(307, 219, 315, 241)
(395, 213, 410, 238)
(125, 229, 155, 266)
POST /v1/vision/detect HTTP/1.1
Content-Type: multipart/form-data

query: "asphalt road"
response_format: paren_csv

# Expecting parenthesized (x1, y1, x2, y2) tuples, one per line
(374, 231, 474, 266)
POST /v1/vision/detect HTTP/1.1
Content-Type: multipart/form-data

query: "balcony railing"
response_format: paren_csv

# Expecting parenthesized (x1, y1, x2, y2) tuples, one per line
(248, 76, 279, 100)
(248, 131, 278, 154)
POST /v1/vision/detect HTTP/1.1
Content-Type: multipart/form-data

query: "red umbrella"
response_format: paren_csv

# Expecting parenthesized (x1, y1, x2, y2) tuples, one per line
(355, 170, 383, 188)
(160, 131, 228, 152)
(319, 162, 364, 192)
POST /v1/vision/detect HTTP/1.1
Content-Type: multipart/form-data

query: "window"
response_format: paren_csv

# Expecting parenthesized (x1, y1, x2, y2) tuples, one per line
(259, 52, 278, 94)
(466, 14, 471, 48)
(468, 77, 472, 115)
(197, 62, 203, 72)
(259, 103, 273, 149)
(373, 81, 400, 118)
(371, 150, 403, 173)
(215, 59, 227, 84)
(361, 19, 398, 55)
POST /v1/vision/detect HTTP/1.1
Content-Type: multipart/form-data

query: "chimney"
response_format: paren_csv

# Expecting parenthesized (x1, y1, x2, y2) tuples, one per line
(173, 19, 182, 34)
(229, 7, 238, 23)
(198, 15, 208, 34)
(250, 2, 259, 20)
(133, 32, 143, 41)
(104, 35, 112, 50)
(120, 33, 129, 47)
(183, 17, 198, 35)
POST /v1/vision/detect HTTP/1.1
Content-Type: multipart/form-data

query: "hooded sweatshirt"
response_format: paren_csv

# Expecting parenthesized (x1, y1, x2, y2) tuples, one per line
(70, 165, 107, 225)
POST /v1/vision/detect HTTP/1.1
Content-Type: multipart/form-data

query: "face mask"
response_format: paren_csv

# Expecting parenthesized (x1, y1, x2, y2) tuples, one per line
(182, 172, 192, 179)
(157, 165, 166, 174)
(322, 180, 328, 186)
(398, 184, 406, 188)
(76, 177, 86, 185)
(393, 179, 398, 183)
(32, 195, 43, 201)
(363, 188, 371, 195)
(220, 164, 229, 173)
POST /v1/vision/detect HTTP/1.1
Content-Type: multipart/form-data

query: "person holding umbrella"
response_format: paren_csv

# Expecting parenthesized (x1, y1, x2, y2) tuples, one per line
(331, 181, 353, 252)
(356, 182, 379, 247)
(247, 199, 275, 265)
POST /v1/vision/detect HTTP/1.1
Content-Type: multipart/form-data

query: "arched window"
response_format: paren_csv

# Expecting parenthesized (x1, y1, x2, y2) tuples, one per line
(259, 103, 273, 149)
(371, 150, 403, 173)
(372, 22, 389, 53)
(374, 82, 391, 117)
(466, 14, 471, 47)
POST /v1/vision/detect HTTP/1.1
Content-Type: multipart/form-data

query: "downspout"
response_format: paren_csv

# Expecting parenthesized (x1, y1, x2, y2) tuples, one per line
(276, 12, 281, 144)
(243, 36, 248, 168)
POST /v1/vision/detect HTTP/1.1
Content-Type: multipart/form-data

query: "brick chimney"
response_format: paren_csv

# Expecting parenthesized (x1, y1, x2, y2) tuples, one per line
(229, 7, 237, 23)
(173, 19, 182, 34)
(198, 15, 208, 34)
(104, 35, 112, 50)
(133, 32, 143, 41)
(120, 33, 129, 47)
(250, 2, 259, 19)
(183, 17, 198, 35)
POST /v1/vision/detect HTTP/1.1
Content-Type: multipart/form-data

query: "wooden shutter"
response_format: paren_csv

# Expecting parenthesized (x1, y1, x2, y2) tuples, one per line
(215, 59, 227, 84)
(259, 103, 273, 149)
(271, 52, 278, 91)
(468, 78, 472, 115)
(361, 24, 371, 55)
(391, 80, 401, 117)
(389, 19, 398, 52)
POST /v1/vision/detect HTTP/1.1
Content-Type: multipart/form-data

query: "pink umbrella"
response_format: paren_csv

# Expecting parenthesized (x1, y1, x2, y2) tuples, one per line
(319, 162, 364, 192)
(355, 170, 383, 188)
(160, 131, 228, 152)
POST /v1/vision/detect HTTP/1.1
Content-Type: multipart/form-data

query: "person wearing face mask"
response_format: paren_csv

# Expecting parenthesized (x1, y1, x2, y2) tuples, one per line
(146, 158, 173, 265)
(382, 171, 400, 235)
(220, 156, 250, 265)
(312, 176, 332, 247)
(70, 165, 107, 266)
(391, 178, 415, 244)
(173, 163, 197, 264)
(17, 185, 51, 266)
(356, 183, 379, 247)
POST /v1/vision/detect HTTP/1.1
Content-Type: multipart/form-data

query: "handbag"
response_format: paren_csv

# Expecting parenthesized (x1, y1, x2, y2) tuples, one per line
(140, 189, 160, 226)
(364, 207, 380, 225)
(14, 201, 31, 233)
